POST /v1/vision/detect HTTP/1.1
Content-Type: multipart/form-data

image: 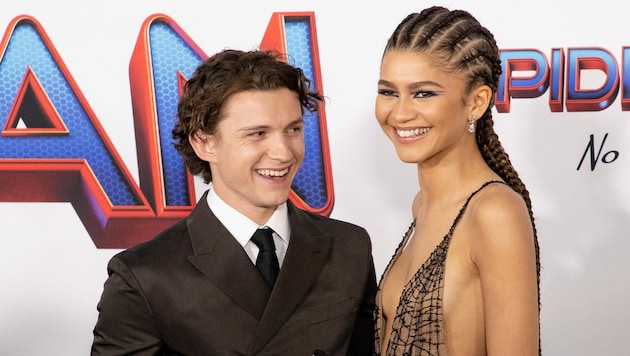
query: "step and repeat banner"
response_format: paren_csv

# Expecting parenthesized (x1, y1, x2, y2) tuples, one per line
(0, 0, 628, 355)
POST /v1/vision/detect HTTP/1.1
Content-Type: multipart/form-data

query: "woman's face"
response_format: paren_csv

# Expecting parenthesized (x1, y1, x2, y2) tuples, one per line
(375, 50, 474, 165)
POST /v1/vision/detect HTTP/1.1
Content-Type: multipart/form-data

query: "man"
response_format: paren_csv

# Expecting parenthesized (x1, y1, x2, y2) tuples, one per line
(91, 49, 376, 355)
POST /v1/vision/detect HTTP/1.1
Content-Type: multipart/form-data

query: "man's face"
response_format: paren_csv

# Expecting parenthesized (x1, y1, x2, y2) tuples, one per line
(195, 88, 305, 224)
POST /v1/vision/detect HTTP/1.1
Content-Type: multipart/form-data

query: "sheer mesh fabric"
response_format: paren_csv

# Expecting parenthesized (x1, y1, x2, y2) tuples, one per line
(374, 181, 503, 355)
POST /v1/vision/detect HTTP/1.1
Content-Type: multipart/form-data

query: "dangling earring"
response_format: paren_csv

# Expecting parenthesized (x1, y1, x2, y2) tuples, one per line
(468, 114, 476, 133)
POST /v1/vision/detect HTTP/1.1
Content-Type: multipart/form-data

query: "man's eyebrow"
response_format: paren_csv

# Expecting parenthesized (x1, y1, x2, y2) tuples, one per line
(238, 125, 270, 132)
(237, 118, 304, 132)
(287, 118, 305, 126)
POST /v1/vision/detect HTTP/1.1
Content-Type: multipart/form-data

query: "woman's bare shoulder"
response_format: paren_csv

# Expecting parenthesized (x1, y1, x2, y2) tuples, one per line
(466, 182, 534, 254)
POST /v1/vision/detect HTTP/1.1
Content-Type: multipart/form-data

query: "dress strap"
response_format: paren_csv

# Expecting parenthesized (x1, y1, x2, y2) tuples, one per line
(446, 180, 505, 236)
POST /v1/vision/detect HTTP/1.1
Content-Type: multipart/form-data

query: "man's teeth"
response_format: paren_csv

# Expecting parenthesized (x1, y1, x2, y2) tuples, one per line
(397, 127, 430, 137)
(257, 168, 289, 177)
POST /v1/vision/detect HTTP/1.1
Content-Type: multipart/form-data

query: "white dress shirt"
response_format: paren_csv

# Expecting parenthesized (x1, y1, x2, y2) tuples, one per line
(206, 187, 290, 267)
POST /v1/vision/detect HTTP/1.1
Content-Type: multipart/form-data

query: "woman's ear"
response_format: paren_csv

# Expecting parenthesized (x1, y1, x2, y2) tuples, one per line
(470, 84, 493, 118)
(189, 130, 216, 162)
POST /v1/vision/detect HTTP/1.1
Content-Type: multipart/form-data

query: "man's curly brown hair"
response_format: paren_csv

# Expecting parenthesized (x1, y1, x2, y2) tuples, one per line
(172, 49, 323, 183)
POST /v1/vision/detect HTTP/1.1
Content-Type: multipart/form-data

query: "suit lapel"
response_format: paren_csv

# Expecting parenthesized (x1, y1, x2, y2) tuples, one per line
(248, 203, 332, 355)
(186, 192, 271, 320)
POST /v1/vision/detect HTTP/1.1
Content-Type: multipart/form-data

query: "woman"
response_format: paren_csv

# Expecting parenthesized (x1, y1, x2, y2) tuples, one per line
(374, 6, 540, 355)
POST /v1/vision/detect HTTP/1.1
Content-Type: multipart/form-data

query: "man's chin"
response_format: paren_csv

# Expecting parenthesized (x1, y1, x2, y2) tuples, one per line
(257, 192, 290, 206)
(267, 196, 290, 207)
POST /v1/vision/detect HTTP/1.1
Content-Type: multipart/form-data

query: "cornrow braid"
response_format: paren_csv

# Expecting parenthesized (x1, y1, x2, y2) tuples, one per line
(383, 6, 541, 353)
(450, 27, 487, 50)
(397, 13, 422, 46)
(476, 114, 541, 307)
(420, 10, 469, 47)
(397, 6, 443, 45)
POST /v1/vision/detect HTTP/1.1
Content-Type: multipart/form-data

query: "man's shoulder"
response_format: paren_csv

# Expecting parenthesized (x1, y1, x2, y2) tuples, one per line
(290, 204, 369, 237)
(114, 218, 190, 266)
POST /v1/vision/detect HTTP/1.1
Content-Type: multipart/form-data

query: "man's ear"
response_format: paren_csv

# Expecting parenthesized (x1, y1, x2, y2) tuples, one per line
(189, 130, 216, 163)
(469, 84, 493, 118)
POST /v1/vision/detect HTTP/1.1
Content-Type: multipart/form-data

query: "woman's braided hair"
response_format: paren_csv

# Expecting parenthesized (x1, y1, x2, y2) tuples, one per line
(385, 5, 541, 324)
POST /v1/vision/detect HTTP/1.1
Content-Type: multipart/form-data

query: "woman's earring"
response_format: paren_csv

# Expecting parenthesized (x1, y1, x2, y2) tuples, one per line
(468, 114, 476, 133)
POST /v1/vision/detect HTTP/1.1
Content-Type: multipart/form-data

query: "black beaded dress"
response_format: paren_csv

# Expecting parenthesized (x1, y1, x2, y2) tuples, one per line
(374, 181, 504, 356)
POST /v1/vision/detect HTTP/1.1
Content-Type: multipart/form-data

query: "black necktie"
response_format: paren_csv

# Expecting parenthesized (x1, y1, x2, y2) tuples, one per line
(251, 228, 280, 286)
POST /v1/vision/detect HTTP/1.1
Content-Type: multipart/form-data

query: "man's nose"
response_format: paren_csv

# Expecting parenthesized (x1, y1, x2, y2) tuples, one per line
(267, 136, 292, 161)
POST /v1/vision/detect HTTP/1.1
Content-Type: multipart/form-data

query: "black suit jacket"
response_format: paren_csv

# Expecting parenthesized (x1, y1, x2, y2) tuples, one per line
(92, 192, 376, 355)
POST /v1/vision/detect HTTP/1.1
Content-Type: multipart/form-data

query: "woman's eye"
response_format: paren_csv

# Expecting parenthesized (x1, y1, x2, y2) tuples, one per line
(377, 89, 397, 97)
(414, 91, 436, 98)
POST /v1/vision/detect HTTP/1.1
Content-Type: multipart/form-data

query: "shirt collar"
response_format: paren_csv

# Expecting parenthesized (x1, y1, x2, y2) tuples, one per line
(206, 187, 290, 248)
